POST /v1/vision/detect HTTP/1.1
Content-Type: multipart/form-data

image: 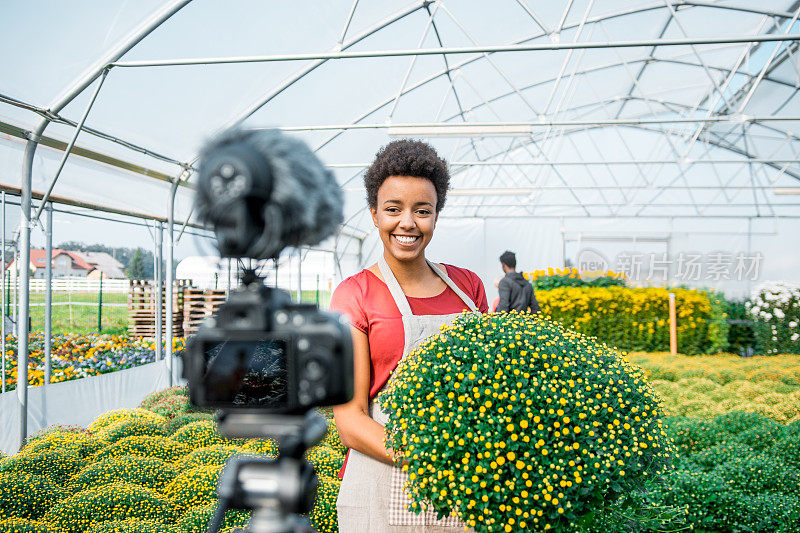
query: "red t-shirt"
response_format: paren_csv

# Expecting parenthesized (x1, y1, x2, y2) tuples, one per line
(329, 264, 488, 399)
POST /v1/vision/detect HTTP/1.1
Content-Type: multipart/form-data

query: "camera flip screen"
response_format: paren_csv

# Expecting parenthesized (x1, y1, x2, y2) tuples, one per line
(203, 339, 289, 408)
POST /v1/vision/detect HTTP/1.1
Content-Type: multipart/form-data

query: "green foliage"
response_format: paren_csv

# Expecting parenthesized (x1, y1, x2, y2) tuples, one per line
(146, 395, 193, 420)
(307, 476, 340, 533)
(532, 274, 625, 291)
(43, 483, 173, 533)
(726, 299, 757, 355)
(771, 428, 800, 468)
(702, 290, 730, 354)
(170, 420, 225, 450)
(96, 435, 190, 463)
(0, 472, 65, 520)
(139, 386, 187, 411)
(176, 445, 240, 471)
(0, 518, 62, 533)
(164, 465, 221, 513)
(380, 312, 675, 532)
(655, 413, 800, 532)
(127, 248, 146, 279)
(70, 455, 179, 492)
(305, 446, 344, 480)
(174, 503, 250, 533)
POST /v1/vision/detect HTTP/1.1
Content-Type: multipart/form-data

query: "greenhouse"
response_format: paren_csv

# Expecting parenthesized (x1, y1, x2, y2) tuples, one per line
(1, 1, 799, 532)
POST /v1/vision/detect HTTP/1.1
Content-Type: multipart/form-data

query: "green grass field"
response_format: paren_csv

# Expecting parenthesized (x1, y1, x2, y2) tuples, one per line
(20, 292, 129, 335)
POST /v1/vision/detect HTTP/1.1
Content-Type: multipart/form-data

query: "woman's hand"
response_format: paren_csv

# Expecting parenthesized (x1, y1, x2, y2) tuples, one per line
(332, 326, 396, 466)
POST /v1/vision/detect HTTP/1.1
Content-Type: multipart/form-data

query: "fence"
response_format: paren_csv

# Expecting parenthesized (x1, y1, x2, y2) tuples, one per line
(9, 278, 131, 293)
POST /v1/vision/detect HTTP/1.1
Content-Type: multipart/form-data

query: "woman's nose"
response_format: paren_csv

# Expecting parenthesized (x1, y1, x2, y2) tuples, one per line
(399, 210, 415, 229)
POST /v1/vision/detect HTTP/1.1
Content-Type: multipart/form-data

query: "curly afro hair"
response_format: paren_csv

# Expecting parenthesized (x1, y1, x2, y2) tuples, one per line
(364, 139, 450, 212)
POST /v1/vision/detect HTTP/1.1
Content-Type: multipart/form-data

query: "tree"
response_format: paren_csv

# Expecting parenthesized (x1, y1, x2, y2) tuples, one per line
(127, 248, 146, 279)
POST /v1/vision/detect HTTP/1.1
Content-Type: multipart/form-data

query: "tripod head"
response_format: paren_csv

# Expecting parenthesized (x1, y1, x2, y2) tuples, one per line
(206, 410, 328, 533)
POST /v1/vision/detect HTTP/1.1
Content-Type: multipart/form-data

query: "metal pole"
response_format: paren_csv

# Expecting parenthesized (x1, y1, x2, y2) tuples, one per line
(297, 248, 302, 303)
(226, 258, 232, 295)
(1, 191, 5, 394)
(155, 223, 163, 361)
(97, 272, 103, 333)
(32, 71, 108, 223)
(44, 203, 52, 385)
(166, 178, 180, 385)
(18, 132, 37, 449)
(111, 33, 800, 68)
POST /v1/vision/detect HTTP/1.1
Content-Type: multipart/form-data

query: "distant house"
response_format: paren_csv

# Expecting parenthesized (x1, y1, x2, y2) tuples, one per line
(6, 249, 126, 279)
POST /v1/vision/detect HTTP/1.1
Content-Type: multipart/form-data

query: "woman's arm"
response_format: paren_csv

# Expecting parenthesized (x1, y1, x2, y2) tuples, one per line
(332, 326, 396, 466)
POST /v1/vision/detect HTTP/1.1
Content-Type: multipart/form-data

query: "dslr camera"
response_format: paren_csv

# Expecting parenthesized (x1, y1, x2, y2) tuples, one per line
(181, 129, 354, 533)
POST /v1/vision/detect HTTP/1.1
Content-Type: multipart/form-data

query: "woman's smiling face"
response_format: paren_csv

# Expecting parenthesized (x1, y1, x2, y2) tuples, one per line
(371, 175, 438, 264)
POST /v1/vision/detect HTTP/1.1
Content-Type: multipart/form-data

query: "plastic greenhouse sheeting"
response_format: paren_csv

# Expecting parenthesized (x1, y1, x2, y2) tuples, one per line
(0, 359, 177, 456)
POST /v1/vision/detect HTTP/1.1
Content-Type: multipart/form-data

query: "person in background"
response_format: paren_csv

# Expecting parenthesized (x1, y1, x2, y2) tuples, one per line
(496, 250, 540, 314)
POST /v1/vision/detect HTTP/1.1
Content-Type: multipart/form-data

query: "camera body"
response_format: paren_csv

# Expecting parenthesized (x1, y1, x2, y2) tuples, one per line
(183, 281, 353, 414)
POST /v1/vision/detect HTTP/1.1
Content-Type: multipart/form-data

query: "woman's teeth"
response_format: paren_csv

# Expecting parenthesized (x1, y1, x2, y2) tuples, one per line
(395, 235, 418, 244)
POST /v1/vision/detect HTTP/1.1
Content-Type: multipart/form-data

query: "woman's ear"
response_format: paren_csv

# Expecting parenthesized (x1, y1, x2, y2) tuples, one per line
(370, 207, 378, 227)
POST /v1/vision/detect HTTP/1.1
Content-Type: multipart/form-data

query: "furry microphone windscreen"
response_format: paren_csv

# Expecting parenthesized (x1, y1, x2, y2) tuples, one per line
(198, 128, 344, 259)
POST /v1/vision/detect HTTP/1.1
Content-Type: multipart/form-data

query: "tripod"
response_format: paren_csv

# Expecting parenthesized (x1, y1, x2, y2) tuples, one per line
(206, 410, 327, 533)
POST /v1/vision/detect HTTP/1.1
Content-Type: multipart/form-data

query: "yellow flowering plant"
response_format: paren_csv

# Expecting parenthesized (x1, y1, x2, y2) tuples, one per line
(85, 519, 179, 533)
(169, 420, 226, 450)
(164, 465, 222, 513)
(304, 445, 345, 480)
(173, 502, 250, 533)
(306, 476, 341, 533)
(176, 444, 241, 471)
(380, 312, 676, 532)
(0, 518, 62, 533)
(69, 456, 179, 493)
(42, 482, 174, 533)
(95, 435, 190, 463)
(0, 449, 86, 486)
(538, 286, 722, 354)
(0, 472, 65, 521)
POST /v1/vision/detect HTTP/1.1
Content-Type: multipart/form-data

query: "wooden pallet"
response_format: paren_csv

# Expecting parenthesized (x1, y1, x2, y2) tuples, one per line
(182, 289, 227, 335)
(128, 279, 191, 337)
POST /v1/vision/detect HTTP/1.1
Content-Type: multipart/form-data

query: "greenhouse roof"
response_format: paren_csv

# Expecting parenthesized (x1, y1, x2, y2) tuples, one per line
(2, 0, 800, 233)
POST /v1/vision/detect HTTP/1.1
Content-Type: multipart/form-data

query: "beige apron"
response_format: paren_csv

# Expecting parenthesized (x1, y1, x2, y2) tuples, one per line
(336, 257, 478, 533)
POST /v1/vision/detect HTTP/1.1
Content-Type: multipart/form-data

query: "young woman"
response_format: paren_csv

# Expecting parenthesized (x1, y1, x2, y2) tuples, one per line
(331, 140, 488, 532)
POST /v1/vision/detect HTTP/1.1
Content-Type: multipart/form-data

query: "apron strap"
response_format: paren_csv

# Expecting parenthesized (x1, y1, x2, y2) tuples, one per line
(428, 261, 479, 313)
(377, 255, 479, 316)
(377, 255, 413, 316)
